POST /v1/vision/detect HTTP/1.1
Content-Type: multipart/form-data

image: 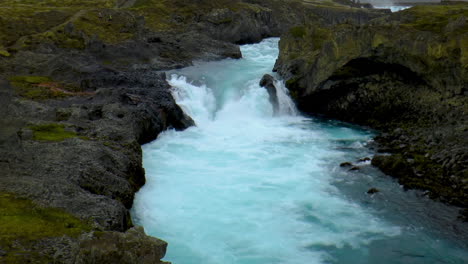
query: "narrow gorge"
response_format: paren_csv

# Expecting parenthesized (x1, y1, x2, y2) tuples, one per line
(132, 38, 468, 264)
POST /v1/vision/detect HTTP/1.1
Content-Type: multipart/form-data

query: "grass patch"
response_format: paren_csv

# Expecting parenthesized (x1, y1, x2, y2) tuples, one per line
(29, 123, 77, 141)
(290, 26, 306, 38)
(401, 5, 468, 34)
(8, 75, 84, 100)
(0, 6, 74, 47)
(0, 48, 11, 57)
(0, 192, 91, 263)
(72, 10, 135, 44)
(0, 1, 125, 48)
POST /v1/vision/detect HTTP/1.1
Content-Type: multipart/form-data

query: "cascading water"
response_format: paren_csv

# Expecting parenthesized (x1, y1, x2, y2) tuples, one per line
(374, 6, 411, 12)
(132, 38, 468, 264)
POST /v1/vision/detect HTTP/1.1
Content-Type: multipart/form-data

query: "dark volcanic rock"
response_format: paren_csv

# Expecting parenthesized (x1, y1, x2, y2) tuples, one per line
(0, 72, 193, 231)
(0, 71, 191, 262)
(75, 227, 168, 264)
(340, 162, 353, 167)
(259, 74, 279, 115)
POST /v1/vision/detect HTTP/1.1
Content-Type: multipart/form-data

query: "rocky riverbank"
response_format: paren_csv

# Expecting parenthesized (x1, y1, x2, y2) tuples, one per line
(275, 2, 468, 219)
(0, 0, 390, 262)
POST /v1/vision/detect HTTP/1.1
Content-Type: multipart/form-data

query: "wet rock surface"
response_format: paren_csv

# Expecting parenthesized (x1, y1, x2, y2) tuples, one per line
(75, 227, 169, 264)
(259, 74, 279, 115)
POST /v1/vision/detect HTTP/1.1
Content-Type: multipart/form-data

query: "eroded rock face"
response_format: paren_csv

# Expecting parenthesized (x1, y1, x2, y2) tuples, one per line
(0, 71, 193, 230)
(275, 4, 468, 213)
(75, 227, 169, 264)
(0, 71, 191, 262)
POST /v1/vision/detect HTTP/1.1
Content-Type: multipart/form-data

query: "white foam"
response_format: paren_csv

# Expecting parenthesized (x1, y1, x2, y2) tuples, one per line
(374, 5, 411, 12)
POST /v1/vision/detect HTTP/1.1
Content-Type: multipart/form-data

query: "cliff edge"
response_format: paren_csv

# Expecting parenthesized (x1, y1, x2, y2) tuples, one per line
(275, 3, 468, 218)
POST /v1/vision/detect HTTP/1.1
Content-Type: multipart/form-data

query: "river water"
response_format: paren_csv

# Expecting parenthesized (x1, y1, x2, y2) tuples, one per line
(132, 38, 468, 264)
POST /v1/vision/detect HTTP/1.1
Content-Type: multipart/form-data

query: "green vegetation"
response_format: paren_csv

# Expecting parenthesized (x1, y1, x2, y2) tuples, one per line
(0, 47, 11, 57)
(0, 0, 129, 49)
(128, 0, 265, 31)
(73, 10, 135, 44)
(0, 0, 271, 50)
(0, 192, 91, 263)
(8, 75, 82, 100)
(401, 4, 468, 34)
(29, 123, 77, 141)
(309, 27, 331, 50)
(290, 26, 306, 38)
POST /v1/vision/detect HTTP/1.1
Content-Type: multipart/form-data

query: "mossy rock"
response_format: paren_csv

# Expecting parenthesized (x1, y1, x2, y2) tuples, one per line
(72, 10, 136, 44)
(290, 26, 306, 38)
(0, 48, 11, 57)
(400, 4, 468, 34)
(29, 123, 78, 141)
(8, 75, 81, 100)
(0, 192, 92, 263)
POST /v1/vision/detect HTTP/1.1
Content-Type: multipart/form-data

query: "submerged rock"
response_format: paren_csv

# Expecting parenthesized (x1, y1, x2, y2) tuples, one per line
(359, 157, 371, 162)
(340, 161, 353, 167)
(367, 188, 380, 194)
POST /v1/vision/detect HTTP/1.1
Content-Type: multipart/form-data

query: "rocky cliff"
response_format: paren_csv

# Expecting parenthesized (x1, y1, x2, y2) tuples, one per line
(275, 3, 468, 218)
(0, 0, 389, 263)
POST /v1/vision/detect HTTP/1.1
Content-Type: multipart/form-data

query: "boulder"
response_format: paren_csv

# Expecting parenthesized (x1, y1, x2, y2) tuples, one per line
(259, 74, 279, 115)
(75, 227, 168, 264)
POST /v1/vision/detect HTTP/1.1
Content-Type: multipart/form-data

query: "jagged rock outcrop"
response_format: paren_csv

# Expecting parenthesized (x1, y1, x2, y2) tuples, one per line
(259, 74, 279, 115)
(0, 70, 193, 262)
(275, 3, 468, 216)
(75, 227, 168, 264)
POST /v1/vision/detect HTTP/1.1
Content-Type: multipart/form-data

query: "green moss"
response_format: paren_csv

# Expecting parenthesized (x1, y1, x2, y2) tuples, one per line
(0, 1, 125, 49)
(372, 34, 387, 48)
(290, 26, 306, 38)
(129, 0, 267, 31)
(10, 75, 51, 84)
(8, 75, 80, 100)
(310, 27, 331, 50)
(0, 192, 91, 262)
(37, 29, 85, 50)
(401, 5, 468, 34)
(29, 123, 77, 141)
(0, 6, 74, 47)
(9, 75, 63, 100)
(0, 0, 276, 49)
(285, 76, 302, 101)
(285, 76, 299, 88)
(0, 48, 11, 57)
(73, 10, 135, 44)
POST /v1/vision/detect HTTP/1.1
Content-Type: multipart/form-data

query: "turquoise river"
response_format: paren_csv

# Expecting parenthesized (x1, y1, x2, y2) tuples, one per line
(132, 38, 468, 264)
